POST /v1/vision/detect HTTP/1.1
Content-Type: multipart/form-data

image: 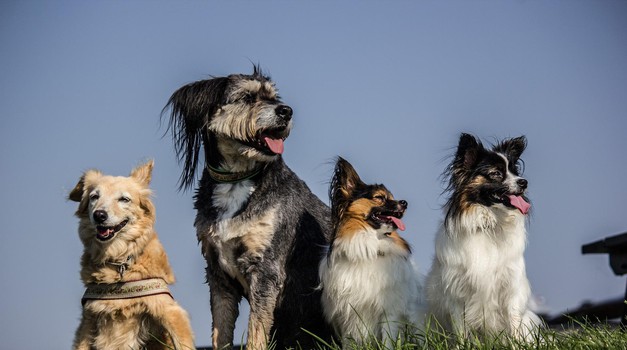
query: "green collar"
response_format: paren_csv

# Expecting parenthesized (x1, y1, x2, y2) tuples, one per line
(207, 164, 264, 184)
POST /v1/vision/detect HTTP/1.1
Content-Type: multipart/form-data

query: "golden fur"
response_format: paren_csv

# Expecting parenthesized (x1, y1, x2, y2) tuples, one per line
(69, 161, 194, 350)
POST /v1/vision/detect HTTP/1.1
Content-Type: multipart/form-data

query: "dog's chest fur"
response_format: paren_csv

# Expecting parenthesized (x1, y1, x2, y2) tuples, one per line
(320, 229, 422, 341)
(196, 180, 278, 293)
(428, 204, 532, 332)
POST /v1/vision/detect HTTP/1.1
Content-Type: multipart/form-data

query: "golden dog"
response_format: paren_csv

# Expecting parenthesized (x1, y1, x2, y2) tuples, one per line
(69, 161, 194, 349)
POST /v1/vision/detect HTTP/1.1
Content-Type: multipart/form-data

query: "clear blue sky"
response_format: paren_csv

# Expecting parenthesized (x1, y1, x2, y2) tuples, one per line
(1, 1, 626, 348)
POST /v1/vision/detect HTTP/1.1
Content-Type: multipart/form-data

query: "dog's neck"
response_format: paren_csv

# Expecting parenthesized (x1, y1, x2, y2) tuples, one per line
(207, 163, 265, 184)
(330, 223, 411, 262)
(102, 255, 134, 279)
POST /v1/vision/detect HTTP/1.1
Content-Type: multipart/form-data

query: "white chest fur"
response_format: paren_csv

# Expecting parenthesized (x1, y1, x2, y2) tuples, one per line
(319, 229, 423, 343)
(428, 204, 537, 336)
(199, 181, 277, 293)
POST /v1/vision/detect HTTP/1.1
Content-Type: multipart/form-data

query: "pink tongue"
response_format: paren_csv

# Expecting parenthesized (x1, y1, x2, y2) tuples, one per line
(97, 228, 113, 238)
(508, 195, 530, 215)
(264, 137, 284, 154)
(389, 216, 406, 231)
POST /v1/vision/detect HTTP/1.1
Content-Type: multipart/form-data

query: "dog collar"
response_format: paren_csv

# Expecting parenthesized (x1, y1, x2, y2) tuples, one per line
(81, 278, 173, 306)
(207, 164, 264, 184)
(103, 255, 134, 279)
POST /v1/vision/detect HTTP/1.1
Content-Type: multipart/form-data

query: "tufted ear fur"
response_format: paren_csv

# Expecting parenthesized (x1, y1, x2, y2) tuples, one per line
(163, 77, 229, 191)
(130, 160, 154, 187)
(330, 157, 366, 233)
(128, 160, 155, 217)
(455, 133, 483, 170)
(494, 135, 527, 161)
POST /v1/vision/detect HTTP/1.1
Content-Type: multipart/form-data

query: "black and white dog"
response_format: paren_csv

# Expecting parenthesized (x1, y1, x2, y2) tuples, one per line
(164, 67, 333, 349)
(426, 133, 542, 341)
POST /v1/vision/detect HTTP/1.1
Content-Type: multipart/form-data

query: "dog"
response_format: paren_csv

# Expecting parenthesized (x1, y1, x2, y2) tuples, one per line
(69, 160, 194, 350)
(319, 157, 424, 347)
(425, 133, 542, 341)
(163, 66, 333, 349)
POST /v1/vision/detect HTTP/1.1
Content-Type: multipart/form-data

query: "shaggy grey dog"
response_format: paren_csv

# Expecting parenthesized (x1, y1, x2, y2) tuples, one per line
(164, 66, 333, 350)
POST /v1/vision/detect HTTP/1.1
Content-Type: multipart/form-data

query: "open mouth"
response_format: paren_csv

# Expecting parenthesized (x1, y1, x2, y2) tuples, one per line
(371, 210, 406, 232)
(244, 128, 289, 155)
(95, 220, 128, 242)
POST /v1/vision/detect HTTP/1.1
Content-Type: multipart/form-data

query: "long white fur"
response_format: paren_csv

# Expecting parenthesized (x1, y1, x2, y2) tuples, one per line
(319, 223, 424, 347)
(426, 169, 541, 340)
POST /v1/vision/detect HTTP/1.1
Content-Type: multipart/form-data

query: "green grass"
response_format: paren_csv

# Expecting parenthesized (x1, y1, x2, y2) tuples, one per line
(301, 319, 627, 350)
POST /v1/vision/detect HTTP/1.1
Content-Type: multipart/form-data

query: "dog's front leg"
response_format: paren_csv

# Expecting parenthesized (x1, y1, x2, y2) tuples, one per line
(206, 255, 243, 350)
(148, 297, 195, 349)
(209, 273, 243, 350)
(246, 272, 281, 350)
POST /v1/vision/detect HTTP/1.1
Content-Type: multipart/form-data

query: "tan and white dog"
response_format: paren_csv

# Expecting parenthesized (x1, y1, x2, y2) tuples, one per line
(69, 161, 194, 350)
(319, 157, 424, 348)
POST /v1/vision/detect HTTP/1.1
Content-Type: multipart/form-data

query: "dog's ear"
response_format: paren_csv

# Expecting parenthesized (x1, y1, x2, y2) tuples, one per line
(162, 77, 229, 191)
(68, 175, 86, 203)
(331, 157, 365, 201)
(130, 160, 154, 187)
(69, 169, 101, 215)
(444, 133, 483, 196)
(330, 157, 366, 232)
(455, 133, 482, 170)
(495, 135, 527, 161)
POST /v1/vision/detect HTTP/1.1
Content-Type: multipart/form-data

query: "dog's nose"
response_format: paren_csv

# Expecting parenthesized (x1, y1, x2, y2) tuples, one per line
(93, 210, 108, 224)
(275, 105, 293, 121)
(517, 179, 528, 190)
(398, 200, 408, 209)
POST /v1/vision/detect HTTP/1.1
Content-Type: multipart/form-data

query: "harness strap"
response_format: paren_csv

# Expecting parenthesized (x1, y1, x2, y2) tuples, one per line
(81, 278, 172, 306)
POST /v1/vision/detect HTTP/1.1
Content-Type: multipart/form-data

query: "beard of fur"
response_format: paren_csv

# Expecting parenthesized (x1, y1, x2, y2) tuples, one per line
(209, 103, 286, 166)
(209, 103, 258, 142)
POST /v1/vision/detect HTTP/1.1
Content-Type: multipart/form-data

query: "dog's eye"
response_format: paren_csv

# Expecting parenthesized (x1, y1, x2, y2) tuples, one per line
(118, 196, 131, 203)
(488, 170, 503, 180)
(373, 195, 386, 203)
(89, 193, 99, 201)
(243, 92, 255, 103)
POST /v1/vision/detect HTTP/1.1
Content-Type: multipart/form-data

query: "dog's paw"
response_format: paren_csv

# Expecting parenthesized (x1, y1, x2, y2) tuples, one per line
(237, 251, 263, 274)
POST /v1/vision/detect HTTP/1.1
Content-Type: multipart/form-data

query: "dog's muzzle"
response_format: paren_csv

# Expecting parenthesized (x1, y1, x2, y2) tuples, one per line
(92, 210, 128, 241)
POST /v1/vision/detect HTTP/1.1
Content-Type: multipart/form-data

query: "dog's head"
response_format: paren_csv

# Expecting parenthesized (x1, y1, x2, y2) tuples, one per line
(69, 161, 155, 246)
(164, 66, 293, 189)
(330, 157, 408, 237)
(445, 133, 530, 217)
